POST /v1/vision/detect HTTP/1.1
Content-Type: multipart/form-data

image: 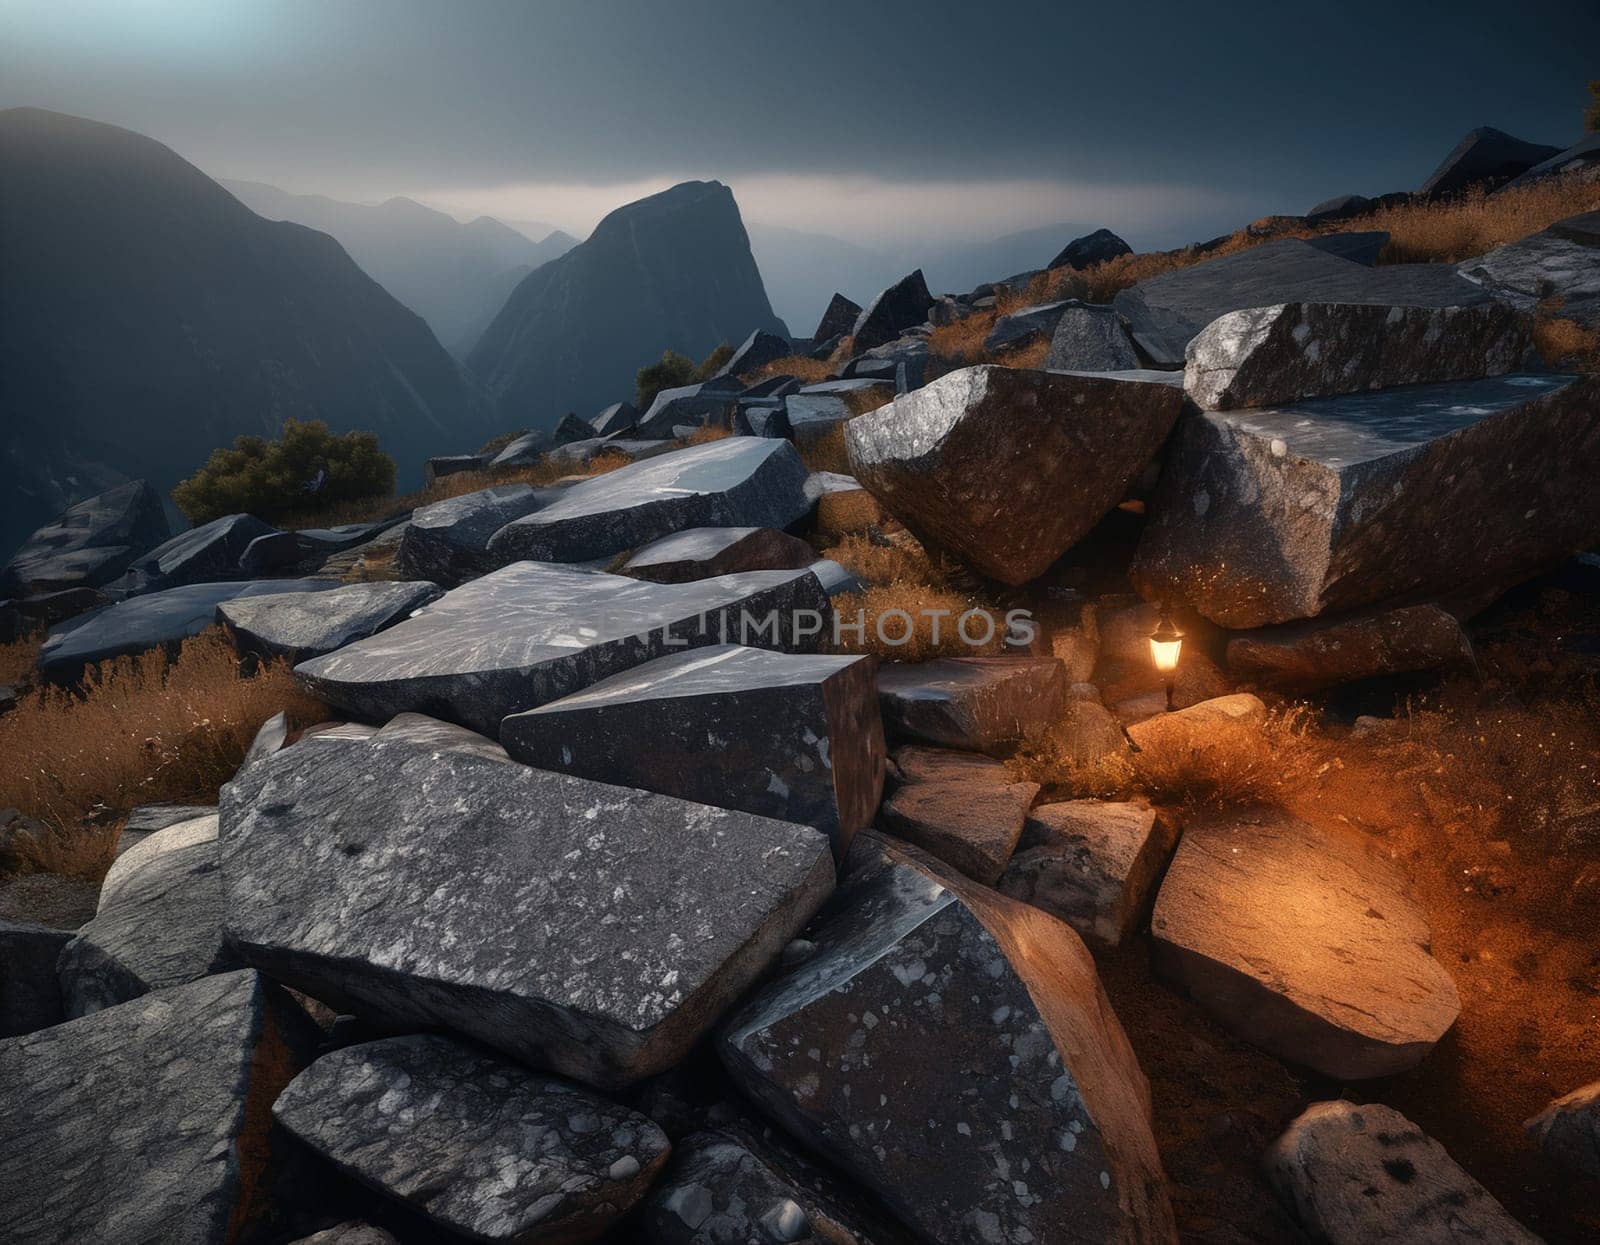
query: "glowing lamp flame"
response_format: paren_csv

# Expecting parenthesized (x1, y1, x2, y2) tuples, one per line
(1149, 637, 1183, 673)
(1149, 606, 1185, 711)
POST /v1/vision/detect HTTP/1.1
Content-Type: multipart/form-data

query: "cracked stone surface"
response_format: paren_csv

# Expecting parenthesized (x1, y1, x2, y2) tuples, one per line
(1225, 602, 1474, 692)
(879, 751, 1038, 884)
(1265, 1101, 1541, 1244)
(1151, 807, 1461, 1079)
(622, 526, 817, 583)
(218, 580, 442, 664)
(1525, 1079, 1600, 1180)
(274, 1034, 670, 1243)
(395, 484, 548, 585)
(876, 656, 1067, 755)
(720, 837, 1176, 1244)
(0, 969, 317, 1245)
(845, 366, 1183, 584)
(1131, 372, 1600, 627)
(220, 734, 835, 1088)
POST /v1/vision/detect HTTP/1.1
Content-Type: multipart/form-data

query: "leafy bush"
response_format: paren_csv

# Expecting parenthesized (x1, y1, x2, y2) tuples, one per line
(634, 350, 695, 410)
(172, 419, 395, 526)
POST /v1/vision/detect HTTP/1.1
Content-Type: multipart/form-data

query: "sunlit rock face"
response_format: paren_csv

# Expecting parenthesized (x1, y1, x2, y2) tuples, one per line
(1131, 373, 1600, 628)
(220, 732, 835, 1089)
(621, 525, 817, 583)
(217, 580, 441, 664)
(1457, 208, 1600, 326)
(1, 480, 169, 598)
(720, 838, 1178, 1245)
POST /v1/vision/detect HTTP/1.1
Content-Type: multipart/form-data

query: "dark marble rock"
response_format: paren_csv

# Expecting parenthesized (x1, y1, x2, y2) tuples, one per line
(805, 558, 863, 597)
(720, 839, 1177, 1245)
(591, 400, 639, 437)
(286, 1225, 398, 1245)
(1458, 209, 1600, 327)
(2, 480, 170, 597)
(422, 454, 488, 488)
(717, 329, 793, 379)
(0, 920, 69, 1036)
(1304, 230, 1390, 267)
(218, 580, 442, 664)
(220, 734, 835, 1088)
(1304, 193, 1374, 224)
(1225, 602, 1474, 692)
(551, 412, 594, 446)
(783, 394, 852, 449)
(1525, 1079, 1600, 1180)
(501, 645, 884, 857)
(846, 366, 1183, 584)
(850, 271, 933, 353)
(0, 969, 318, 1245)
(982, 300, 1074, 354)
(1043, 301, 1140, 371)
(0, 586, 107, 642)
(1151, 806, 1460, 1078)
(799, 378, 894, 399)
(395, 484, 548, 586)
(743, 375, 802, 399)
(369, 710, 515, 761)
(296, 562, 832, 737)
(1048, 227, 1133, 271)
(274, 1034, 671, 1243)
(487, 430, 553, 470)
(622, 526, 818, 583)
(1504, 133, 1600, 190)
(548, 436, 676, 467)
(997, 800, 1176, 949)
(814, 293, 863, 344)
(37, 576, 341, 684)
(876, 656, 1067, 755)
(118, 802, 216, 857)
(735, 402, 790, 438)
(840, 338, 929, 392)
(879, 757, 1038, 884)
(635, 380, 743, 440)
(1132, 372, 1600, 627)
(1266, 1101, 1541, 1243)
(1419, 126, 1562, 198)
(110, 512, 279, 597)
(1113, 238, 1497, 367)
(239, 521, 400, 577)
(488, 438, 812, 566)
(1185, 301, 1533, 410)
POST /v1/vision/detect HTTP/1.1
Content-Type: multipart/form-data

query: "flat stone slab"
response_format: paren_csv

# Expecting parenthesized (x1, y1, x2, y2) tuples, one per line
(1151, 807, 1461, 1078)
(1458, 211, 1600, 326)
(876, 656, 1067, 754)
(1124, 693, 1266, 753)
(2, 480, 169, 597)
(1184, 301, 1533, 410)
(998, 799, 1177, 949)
(395, 484, 547, 585)
(1132, 373, 1600, 627)
(547, 436, 675, 467)
(502, 645, 884, 857)
(983, 300, 1073, 353)
(295, 562, 832, 737)
(38, 576, 340, 684)
(274, 1034, 671, 1243)
(220, 733, 835, 1088)
(720, 838, 1176, 1244)
(489, 437, 811, 566)
(1266, 1101, 1541, 1244)
(239, 520, 400, 576)
(1226, 603, 1473, 692)
(782, 394, 852, 450)
(0, 920, 69, 1036)
(879, 762, 1038, 884)
(217, 580, 441, 665)
(622, 526, 817, 583)
(635, 381, 742, 440)
(1525, 1080, 1600, 1180)
(0, 969, 316, 1245)
(845, 366, 1183, 584)
(111, 512, 278, 596)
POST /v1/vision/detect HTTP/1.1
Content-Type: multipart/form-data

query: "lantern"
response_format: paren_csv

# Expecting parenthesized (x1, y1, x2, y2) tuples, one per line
(1149, 605, 1184, 712)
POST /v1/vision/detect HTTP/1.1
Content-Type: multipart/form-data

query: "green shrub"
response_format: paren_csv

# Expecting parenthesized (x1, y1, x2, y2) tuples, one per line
(635, 350, 695, 410)
(172, 419, 395, 527)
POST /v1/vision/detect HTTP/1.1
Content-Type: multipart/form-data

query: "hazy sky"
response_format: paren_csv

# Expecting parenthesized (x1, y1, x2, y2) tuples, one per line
(3, 0, 1595, 249)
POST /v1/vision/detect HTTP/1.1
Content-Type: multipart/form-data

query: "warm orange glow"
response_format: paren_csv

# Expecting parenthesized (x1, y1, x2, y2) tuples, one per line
(1150, 637, 1183, 673)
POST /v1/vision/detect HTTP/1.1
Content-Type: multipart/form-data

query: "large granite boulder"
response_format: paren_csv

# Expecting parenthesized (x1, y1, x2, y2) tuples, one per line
(621, 526, 817, 583)
(876, 656, 1067, 754)
(1419, 125, 1562, 198)
(110, 512, 279, 596)
(846, 366, 1183, 584)
(295, 563, 832, 737)
(591, 400, 639, 437)
(551, 411, 595, 446)
(813, 293, 863, 343)
(718, 329, 793, 379)
(879, 749, 1038, 884)
(217, 580, 441, 664)
(2, 480, 170, 598)
(1112, 238, 1496, 366)
(220, 733, 835, 1087)
(1266, 1101, 1541, 1243)
(998, 800, 1177, 949)
(1184, 301, 1533, 410)
(501, 645, 884, 856)
(720, 838, 1177, 1245)
(851, 270, 933, 352)
(1457, 209, 1600, 327)
(635, 380, 743, 440)
(274, 1034, 671, 1243)
(0, 919, 69, 1036)
(487, 429, 552, 470)
(1048, 227, 1133, 271)
(488, 438, 811, 566)
(1225, 602, 1474, 692)
(38, 576, 340, 684)
(1151, 807, 1460, 1078)
(0, 969, 317, 1245)
(394, 484, 547, 585)
(1131, 372, 1600, 627)
(1043, 301, 1140, 371)
(1525, 1080, 1600, 1180)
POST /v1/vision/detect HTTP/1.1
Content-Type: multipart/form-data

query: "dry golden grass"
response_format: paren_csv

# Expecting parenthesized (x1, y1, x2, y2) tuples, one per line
(799, 424, 852, 474)
(927, 312, 1000, 368)
(1367, 179, 1600, 264)
(0, 632, 43, 685)
(1534, 307, 1600, 370)
(750, 354, 834, 383)
(0, 629, 326, 878)
(682, 424, 735, 446)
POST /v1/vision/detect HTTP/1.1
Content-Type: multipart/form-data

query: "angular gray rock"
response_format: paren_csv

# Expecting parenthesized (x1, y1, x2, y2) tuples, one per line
(502, 646, 884, 857)
(239, 520, 401, 577)
(1132, 372, 1600, 627)
(1419, 125, 1562, 198)
(1151, 807, 1460, 1078)
(551, 411, 594, 446)
(38, 576, 340, 684)
(1225, 602, 1474, 692)
(0, 585, 106, 641)
(1043, 300, 1140, 371)
(1525, 1080, 1600, 1180)
(422, 453, 487, 488)
(1048, 227, 1133, 271)
(395, 484, 547, 585)
(813, 293, 862, 344)
(718, 329, 792, 379)
(0, 919, 69, 1036)
(876, 656, 1067, 754)
(841, 338, 929, 392)
(622, 526, 817, 583)
(1185, 301, 1533, 410)
(110, 512, 278, 596)
(1457, 209, 1600, 327)
(846, 365, 1183, 584)
(783, 393, 853, 451)
(720, 839, 1177, 1245)
(879, 753, 1038, 884)
(273, 1034, 671, 1243)
(998, 800, 1177, 949)
(548, 436, 676, 468)
(851, 270, 933, 352)
(0, 969, 317, 1245)
(1113, 238, 1496, 367)
(1265, 1101, 1541, 1244)
(488, 438, 811, 566)
(296, 563, 832, 736)
(487, 429, 552, 470)
(982, 300, 1073, 353)
(217, 580, 441, 664)
(591, 400, 639, 436)
(2, 480, 170, 598)
(635, 380, 742, 439)
(221, 734, 835, 1087)
(745, 374, 803, 398)
(1504, 133, 1600, 190)
(117, 801, 216, 856)
(1305, 193, 1374, 224)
